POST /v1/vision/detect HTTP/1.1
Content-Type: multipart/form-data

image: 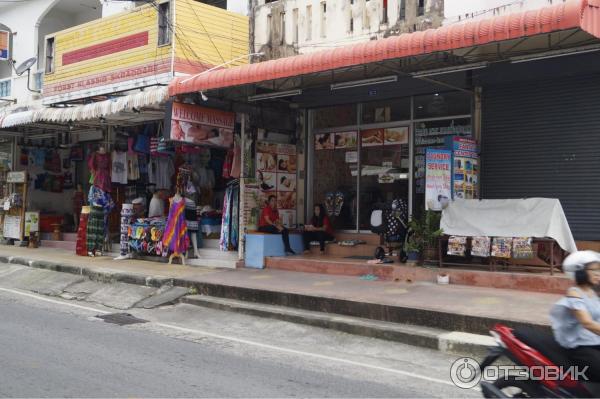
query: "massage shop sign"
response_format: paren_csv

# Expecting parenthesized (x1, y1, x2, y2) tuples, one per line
(165, 101, 235, 148)
(425, 149, 451, 211)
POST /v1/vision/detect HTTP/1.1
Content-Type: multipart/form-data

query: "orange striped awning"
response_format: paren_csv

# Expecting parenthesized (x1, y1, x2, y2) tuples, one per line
(169, 0, 600, 97)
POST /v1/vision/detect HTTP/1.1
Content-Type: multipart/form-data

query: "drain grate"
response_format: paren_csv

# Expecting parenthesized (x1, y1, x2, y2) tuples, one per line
(96, 313, 148, 326)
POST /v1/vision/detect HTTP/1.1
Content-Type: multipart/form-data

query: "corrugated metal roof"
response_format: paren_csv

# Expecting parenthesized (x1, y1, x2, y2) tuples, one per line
(170, 0, 600, 96)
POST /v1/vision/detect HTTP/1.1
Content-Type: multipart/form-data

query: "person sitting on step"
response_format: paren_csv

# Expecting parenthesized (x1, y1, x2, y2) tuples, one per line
(258, 195, 295, 255)
(303, 204, 334, 254)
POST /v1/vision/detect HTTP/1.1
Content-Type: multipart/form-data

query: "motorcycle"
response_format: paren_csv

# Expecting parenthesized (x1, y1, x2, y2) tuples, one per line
(479, 323, 600, 398)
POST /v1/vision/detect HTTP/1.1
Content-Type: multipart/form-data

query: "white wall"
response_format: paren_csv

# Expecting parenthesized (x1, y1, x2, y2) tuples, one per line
(0, 23, 12, 81)
(37, 8, 75, 71)
(0, 0, 132, 108)
(253, 0, 444, 56)
(444, 0, 556, 24)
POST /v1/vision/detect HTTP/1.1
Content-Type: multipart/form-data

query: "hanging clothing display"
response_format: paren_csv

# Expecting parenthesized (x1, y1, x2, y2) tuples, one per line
(88, 185, 115, 214)
(162, 197, 189, 256)
(120, 204, 134, 256)
(76, 206, 90, 256)
(148, 157, 175, 190)
(447, 236, 467, 256)
(185, 198, 199, 232)
(111, 150, 127, 184)
(512, 237, 534, 259)
(127, 152, 140, 181)
(88, 151, 112, 192)
(471, 236, 491, 257)
(491, 237, 512, 258)
(220, 189, 231, 251)
(230, 139, 242, 179)
(86, 206, 105, 253)
(219, 182, 239, 251)
(230, 185, 239, 248)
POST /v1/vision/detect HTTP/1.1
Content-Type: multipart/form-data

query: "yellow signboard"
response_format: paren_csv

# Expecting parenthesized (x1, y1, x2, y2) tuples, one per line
(43, 1, 249, 104)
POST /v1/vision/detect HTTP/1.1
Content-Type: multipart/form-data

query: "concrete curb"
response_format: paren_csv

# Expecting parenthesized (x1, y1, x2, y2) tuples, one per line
(182, 295, 497, 357)
(2, 254, 550, 337)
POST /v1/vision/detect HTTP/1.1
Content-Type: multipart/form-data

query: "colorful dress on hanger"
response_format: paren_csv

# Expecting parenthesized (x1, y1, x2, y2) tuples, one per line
(162, 197, 189, 256)
(88, 152, 112, 192)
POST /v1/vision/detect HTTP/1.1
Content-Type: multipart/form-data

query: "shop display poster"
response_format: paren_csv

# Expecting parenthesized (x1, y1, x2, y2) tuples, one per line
(361, 129, 384, 147)
(334, 131, 358, 149)
(425, 149, 451, 211)
(451, 137, 479, 200)
(165, 101, 235, 148)
(24, 212, 39, 237)
(3, 215, 21, 239)
(315, 133, 334, 150)
(384, 127, 408, 145)
(255, 142, 297, 227)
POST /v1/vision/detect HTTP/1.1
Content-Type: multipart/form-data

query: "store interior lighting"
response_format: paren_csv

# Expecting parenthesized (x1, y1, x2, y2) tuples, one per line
(411, 62, 488, 78)
(330, 75, 398, 91)
(248, 89, 302, 102)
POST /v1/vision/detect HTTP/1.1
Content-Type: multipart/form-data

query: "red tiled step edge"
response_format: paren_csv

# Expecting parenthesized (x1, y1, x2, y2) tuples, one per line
(265, 257, 571, 294)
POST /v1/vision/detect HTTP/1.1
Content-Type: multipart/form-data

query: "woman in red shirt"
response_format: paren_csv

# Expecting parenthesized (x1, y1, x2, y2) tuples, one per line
(303, 204, 334, 253)
(258, 195, 294, 255)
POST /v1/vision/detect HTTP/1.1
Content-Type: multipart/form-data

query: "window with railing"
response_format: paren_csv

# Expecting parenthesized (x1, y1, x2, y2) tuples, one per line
(0, 78, 11, 97)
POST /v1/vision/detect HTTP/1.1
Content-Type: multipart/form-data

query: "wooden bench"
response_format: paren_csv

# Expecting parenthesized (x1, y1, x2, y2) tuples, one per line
(438, 235, 565, 275)
(245, 230, 304, 269)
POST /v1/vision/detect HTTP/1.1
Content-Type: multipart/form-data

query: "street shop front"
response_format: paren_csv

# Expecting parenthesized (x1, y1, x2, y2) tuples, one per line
(168, 0, 600, 274)
(0, 101, 243, 267)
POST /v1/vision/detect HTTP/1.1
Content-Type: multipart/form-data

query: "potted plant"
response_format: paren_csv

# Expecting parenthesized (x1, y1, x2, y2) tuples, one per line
(404, 240, 420, 262)
(406, 209, 443, 264)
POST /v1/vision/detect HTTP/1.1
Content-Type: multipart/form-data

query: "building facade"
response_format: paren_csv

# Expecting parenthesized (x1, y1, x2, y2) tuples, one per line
(0, 0, 136, 109)
(251, 0, 564, 60)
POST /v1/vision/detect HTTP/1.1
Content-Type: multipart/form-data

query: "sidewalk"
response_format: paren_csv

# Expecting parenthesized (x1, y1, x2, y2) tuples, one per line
(0, 246, 560, 333)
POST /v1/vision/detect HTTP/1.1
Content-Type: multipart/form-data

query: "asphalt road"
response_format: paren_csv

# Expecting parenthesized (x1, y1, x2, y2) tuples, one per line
(0, 286, 478, 398)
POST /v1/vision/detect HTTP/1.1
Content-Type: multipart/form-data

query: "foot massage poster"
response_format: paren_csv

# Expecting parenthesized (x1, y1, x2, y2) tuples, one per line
(256, 141, 297, 228)
(164, 101, 235, 148)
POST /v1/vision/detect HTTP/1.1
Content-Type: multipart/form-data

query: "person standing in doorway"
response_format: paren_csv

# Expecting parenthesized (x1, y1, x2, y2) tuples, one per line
(258, 195, 295, 255)
(303, 204, 334, 254)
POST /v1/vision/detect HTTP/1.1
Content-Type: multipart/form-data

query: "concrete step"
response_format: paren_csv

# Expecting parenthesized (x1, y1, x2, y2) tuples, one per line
(41, 240, 76, 251)
(186, 258, 238, 269)
(182, 295, 496, 356)
(334, 233, 381, 246)
(201, 239, 220, 249)
(180, 277, 549, 336)
(195, 248, 239, 260)
(41, 232, 78, 242)
(309, 243, 379, 257)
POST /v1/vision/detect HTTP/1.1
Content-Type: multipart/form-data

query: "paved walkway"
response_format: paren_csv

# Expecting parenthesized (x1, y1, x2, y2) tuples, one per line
(0, 245, 561, 326)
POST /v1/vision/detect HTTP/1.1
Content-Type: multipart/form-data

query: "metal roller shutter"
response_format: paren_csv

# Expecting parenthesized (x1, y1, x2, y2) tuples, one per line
(481, 74, 600, 241)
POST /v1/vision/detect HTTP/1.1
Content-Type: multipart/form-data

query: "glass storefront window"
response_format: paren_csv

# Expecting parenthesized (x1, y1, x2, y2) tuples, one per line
(361, 97, 411, 124)
(313, 104, 357, 129)
(312, 131, 358, 230)
(413, 91, 472, 119)
(358, 126, 410, 230)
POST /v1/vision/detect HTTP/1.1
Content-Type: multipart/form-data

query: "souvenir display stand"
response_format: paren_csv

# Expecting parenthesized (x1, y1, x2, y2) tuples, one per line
(438, 198, 576, 274)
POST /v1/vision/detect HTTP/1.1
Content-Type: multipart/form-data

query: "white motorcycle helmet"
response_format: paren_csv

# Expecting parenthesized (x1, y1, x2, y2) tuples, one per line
(562, 250, 600, 280)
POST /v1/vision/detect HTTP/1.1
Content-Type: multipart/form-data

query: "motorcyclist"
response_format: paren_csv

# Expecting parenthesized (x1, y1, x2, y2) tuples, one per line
(550, 250, 600, 382)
